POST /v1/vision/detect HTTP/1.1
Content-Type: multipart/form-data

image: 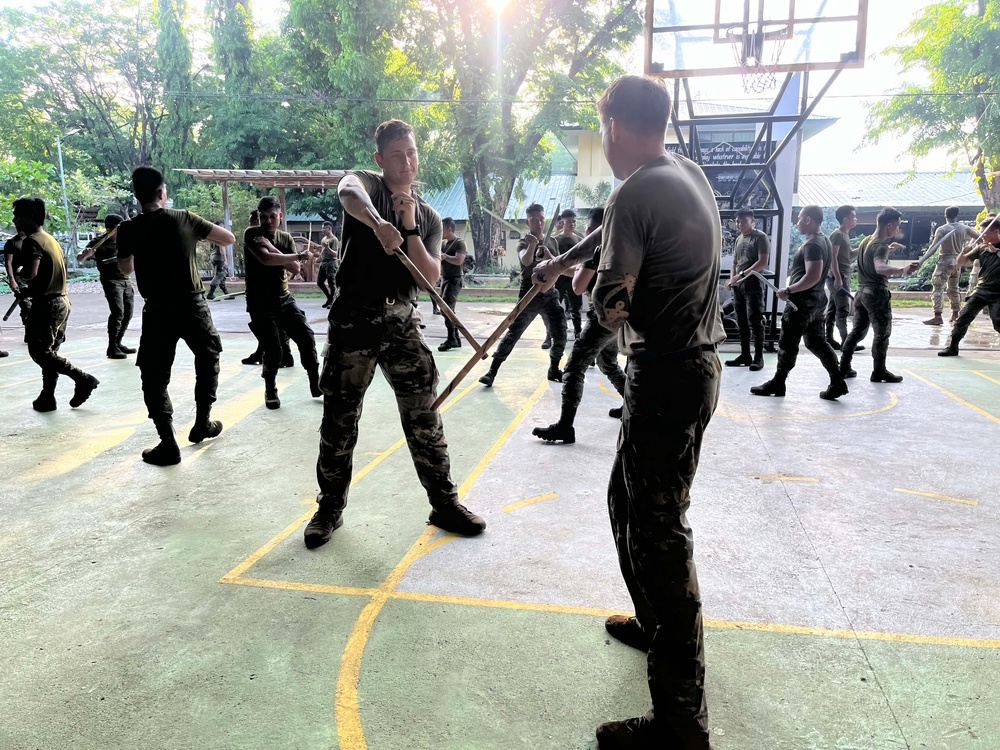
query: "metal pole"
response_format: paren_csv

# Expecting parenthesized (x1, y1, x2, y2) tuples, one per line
(222, 180, 234, 277)
(56, 136, 74, 268)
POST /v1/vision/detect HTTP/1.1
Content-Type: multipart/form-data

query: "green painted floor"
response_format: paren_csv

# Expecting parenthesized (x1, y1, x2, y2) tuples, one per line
(2, 296, 1000, 749)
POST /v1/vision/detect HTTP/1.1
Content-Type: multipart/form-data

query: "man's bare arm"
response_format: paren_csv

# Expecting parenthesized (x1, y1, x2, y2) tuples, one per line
(592, 271, 635, 331)
(572, 267, 595, 296)
(22, 258, 40, 281)
(4, 255, 19, 292)
(206, 224, 236, 246)
(442, 251, 466, 265)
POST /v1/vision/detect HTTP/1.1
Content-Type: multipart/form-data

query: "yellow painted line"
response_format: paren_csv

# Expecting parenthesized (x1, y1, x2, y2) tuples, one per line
(335, 378, 550, 750)
(598, 380, 619, 397)
(716, 391, 899, 421)
(25, 419, 145, 480)
(751, 476, 819, 483)
(187, 382, 293, 461)
(220, 576, 378, 598)
(905, 370, 1000, 426)
(391, 590, 627, 619)
(894, 487, 979, 507)
(972, 370, 1000, 387)
(501, 492, 559, 513)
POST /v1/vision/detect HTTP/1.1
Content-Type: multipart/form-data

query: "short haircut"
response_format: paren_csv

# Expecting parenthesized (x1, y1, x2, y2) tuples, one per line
(375, 119, 415, 154)
(945, 206, 960, 221)
(12, 196, 45, 225)
(876, 207, 903, 228)
(526, 203, 544, 217)
(835, 205, 856, 223)
(736, 209, 755, 221)
(597, 76, 670, 138)
(104, 214, 123, 230)
(249, 210, 259, 224)
(587, 207, 605, 226)
(258, 196, 281, 212)
(442, 217, 456, 231)
(322, 221, 333, 229)
(131, 166, 165, 204)
(978, 215, 997, 230)
(559, 209, 576, 220)
(799, 205, 824, 225)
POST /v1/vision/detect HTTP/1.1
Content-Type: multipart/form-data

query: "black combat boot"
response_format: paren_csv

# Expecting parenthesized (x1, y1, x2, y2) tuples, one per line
(532, 423, 575, 443)
(608, 406, 623, 419)
(438, 333, 459, 352)
(307, 366, 322, 398)
(143, 418, 181, 466)
(304, 505, 344, 549)
(547, 363, 563, 382)
(871, 368, 903, 383)
(725, 352, 752, 367)
(116, 335, 136, 354)
(264, 378, 281, 409)
(32, 373, 58, 412)
(839, 349, 857, 379)
(107, 340, 126, 359)
(750, 376, 786, 397)
(540, 335, 551, 350)
(188, 403, 223, 444)
(280, 347, 294, 368)
(596, 716, 679, 749)
(479, 360, 500, 387)
(820, 378, 849, 401)
(0, 350, 8, 358)
(749, 344, 764, 372)
(938, 343, 960, 357)
(604, 615, 650, 651)
(242, 347, 263, 365)
(428, 503, 486, 536)
(69, 373, 100, 408)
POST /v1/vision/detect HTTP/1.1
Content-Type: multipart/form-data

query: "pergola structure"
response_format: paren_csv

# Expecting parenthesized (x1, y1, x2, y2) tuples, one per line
(175, 169, 345, 275)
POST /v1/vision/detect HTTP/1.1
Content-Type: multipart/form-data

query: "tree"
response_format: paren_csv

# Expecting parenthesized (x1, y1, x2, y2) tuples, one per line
(864, 0, 1000, 210)
(155, 0, 197, 186)
(575, 180, 612, 208)
(0, 161, 62, 232)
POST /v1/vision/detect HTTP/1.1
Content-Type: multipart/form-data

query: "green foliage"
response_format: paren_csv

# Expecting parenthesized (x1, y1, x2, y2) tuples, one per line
(173, 180, 259, 273)
(0, 160, 62, 230)
(575, 180, 612, 208)
(155, 0, 196, 186)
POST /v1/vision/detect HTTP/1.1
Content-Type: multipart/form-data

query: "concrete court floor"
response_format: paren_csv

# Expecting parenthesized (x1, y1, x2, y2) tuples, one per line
(1, 289, 999, 750)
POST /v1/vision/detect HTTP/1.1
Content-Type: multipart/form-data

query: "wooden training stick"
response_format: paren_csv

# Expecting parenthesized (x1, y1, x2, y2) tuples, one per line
(363, 207, 485, 357)
(749, 270, 798, 311)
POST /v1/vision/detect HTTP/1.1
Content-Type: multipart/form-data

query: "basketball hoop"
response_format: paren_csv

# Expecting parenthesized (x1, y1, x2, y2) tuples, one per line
(727, 26, 787, 94)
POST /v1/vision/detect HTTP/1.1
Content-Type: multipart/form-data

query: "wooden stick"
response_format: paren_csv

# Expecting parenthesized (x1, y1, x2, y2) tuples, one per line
(749, 270, 798, 311)
(431, 284, 542, 410)
(363, 207, 485, 355)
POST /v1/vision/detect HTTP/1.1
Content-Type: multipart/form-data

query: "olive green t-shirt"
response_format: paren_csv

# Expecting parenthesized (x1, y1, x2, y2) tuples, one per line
(597, 153, 724, 355)
(243, 226, 294, 301)
(320, 235, 340, 264)
(117, 208, 215, 301)
(788, 233, 832, 291)
(87, 232, 127, 282)
(517, 235, 559, 297)
(967, 244, 1000, 294)
(829, 228, 852, 279)
(733, 229, 769, 274)
(855, 235, 891, 289)
(24, 230, 67, 298)
(441, 238, 467, 279)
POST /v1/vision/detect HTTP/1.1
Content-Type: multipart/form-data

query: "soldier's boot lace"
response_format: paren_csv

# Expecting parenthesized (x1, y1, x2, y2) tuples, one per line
(532, 423, 575, 444)
(143, 419, 181, 466)
(69, 374, 100, 408)
(264, 380, 281, 410)
(871, 369, 903, 383)
(820, 379, 849, 401)
(725, 352, 752, 367)
(604, 615, 650, 651)
(428, 503, 486, 536)
(188, 404, 223, 444)
(750, 378, 786, 397)
(304, 507, 344, 549)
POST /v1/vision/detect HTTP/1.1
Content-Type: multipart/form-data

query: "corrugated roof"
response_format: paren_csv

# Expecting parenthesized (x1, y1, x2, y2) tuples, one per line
(421, 173, 577, 222)
(796, 172, 982, 208)
(176, 168, 345, 188)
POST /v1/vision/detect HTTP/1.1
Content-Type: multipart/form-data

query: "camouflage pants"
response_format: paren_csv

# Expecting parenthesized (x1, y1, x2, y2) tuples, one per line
(949, 288, 1000, 345)
(609, 349, 720, 748)
(101, 278, 134, 344)
(842, 286, 892, 371)
(559, 309, 625, 425)
(440, 277, 462, 338)
(316, 299, 458, 512)
(930, 262, 961, 315)
(136, 296, 222, 421)
(247, 293, 318, 380)
(492, 288, 566, 366)
(26, 295, 90, 392)
(555, 275, 582, 335)
(208, 265, 228, 296)
(776, 288, 841, 381)
(13, 275, 32, 342)
(317, 261, 338, 303)
(824, 276, 852, 343)
(732, 277, 765, 353)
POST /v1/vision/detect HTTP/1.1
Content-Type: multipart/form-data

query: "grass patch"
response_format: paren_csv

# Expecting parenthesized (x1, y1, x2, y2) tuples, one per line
(891, 299, 934, 308)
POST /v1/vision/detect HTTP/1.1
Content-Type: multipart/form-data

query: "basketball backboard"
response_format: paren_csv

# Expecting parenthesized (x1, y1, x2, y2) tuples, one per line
(645, 0, 869, 82)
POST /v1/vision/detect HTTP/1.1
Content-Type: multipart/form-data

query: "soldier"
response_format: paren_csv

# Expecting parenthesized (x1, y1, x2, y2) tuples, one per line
(825, 204, 861, 350)
(532, 207, 625, 443)
(839, 208, 919, 383)
(751, 206, 849, 400)
(241, 209, 293, 367)
(939, 215, 1000, 356)
(304, 118, 486, 549)
(12, 197, 100, 412)
(77, 214, 135, 358)
(725, 208, 770, 371)
(436, 216, 467, 351)
(923, 206, 979, 326)
(116, 167, 235, 465)
(243, 195, 322, 409)
(316, 221, 340, 309)
(554, 208, 584, 339)
(4, 231, 32, 341)
(205, 226, 230, 300)
(477, 203, 567, 387)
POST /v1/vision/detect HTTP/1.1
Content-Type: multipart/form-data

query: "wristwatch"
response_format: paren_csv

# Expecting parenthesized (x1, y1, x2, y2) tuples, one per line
(401, 224, 421, 238)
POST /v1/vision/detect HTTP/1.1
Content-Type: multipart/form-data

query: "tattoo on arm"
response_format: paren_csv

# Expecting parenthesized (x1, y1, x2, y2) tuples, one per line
(592, 273, 636, 331)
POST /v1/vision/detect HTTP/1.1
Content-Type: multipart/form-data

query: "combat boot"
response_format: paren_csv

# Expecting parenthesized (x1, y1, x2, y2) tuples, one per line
(106, 343, 126, 359)
(725, 352, 752, 367)
(242, 349, 263, 366)
(428, 503, 486, 536)
(532, 423, 575, 444)
(307, 366, 323, 398)
(547, 364, 563, 382)
(188, 403, 223, 444)
(280, 348, 294, 368)
(33, 372, 57, 412)
(69, 374, 100, 408)
(479, 361, 500, 387)
(938, 343, 960, 357)
(596, 716, 679, 749)
(264, 379, 281, 409)
(438, 334, 459, 352)
(304, 506, 344, 549)
(142, 418, 181, 466)
(750, 377, 786, 397)
(839, 350, 856, 379)
(749, 346, 764, 372)
(820, 379, 849, 401)
(871, 369, 903, 383)
(923, 314, 944, 326)
(0, 350, 7, 358)
(608, 406, 623, 419)
(116, 336, 136, 354)
(604, 615, 650, 651)
(950, 309, 960, 323)
(540, 335, 551, 350)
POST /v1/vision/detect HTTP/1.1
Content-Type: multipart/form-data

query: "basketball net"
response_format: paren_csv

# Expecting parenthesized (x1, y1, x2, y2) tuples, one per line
(728, 27, 787, 95)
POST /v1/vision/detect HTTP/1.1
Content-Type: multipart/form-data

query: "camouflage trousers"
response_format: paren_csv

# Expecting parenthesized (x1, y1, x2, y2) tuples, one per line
(842, 286, 892, 372)
(316, 261, 338, 303)
(559, 309, 625, 425)
(13, 275, 32, 342)
(247, 293, 318, 380)
(208, 265, 228, 296)
(316, 299, 458, 512)
(824, 276, 852, 343)
(101, 278, 134, 345)
(949, 288, 1000, 346)
(555, 275, 582, 335)
(930, 262, 962, 315)
(440, 277, 462, 339)
(609, 349, 720, 748)
(492, 288, 567, 366)
(732, 277, 765, 354)
(26, 295, 91, 393)
(775, 288, 841, 381)
(136, 296, 222, 421)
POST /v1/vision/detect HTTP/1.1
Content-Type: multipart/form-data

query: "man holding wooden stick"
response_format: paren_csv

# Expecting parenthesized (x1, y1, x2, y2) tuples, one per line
(77, 214, 135, 359)
(304, 119, 486, 550)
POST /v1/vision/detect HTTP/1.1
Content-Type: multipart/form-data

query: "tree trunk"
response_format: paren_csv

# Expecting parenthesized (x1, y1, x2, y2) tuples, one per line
(973, 154, 1000, 212)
